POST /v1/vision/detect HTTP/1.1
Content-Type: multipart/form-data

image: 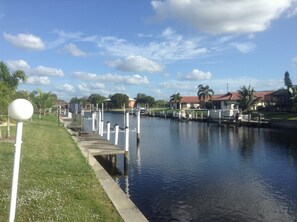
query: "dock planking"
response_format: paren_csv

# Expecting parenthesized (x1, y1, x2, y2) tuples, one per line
(78, 133, 125, 156)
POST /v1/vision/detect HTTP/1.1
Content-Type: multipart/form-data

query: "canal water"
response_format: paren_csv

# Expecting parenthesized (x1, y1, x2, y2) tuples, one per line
(98, 112, 297, 222)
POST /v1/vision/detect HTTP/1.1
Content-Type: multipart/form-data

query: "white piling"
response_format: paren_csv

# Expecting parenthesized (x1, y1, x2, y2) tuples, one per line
(137, 109, 140, 142)
(98, 111, 102, 135)
(100, 121, 104, 137)
(92, 112, 96, 131)
(107, 122, 110, 141)
(126, 112, 129, 128)
(102, 103, 104, 121)
(125, 126, 129, 152)
(115, 124, 119, 145)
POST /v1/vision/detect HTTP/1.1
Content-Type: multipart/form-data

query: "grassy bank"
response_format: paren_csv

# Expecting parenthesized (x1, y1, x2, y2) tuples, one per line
(0, 114, 122, 221)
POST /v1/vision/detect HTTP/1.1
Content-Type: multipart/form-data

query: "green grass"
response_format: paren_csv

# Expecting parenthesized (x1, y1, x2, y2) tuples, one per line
(262, 112, 297, 120)
(0, 114, 122, 221)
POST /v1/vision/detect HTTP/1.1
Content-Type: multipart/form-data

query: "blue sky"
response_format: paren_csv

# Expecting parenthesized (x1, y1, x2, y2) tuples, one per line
(1, 0, 297, 102)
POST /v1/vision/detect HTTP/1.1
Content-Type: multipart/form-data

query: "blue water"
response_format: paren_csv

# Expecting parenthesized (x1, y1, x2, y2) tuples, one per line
(98, 112, 297, 222)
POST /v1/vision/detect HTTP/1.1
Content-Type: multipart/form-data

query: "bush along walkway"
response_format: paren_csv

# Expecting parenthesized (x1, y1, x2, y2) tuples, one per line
(0, 114, 123, 222)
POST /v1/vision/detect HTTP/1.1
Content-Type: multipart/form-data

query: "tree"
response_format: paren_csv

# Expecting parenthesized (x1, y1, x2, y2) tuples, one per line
(0, 61, 27, 90)
(237, 85, 261, 111)
(135, 93, 155, 108)
(170, 93, 181, 109)
(284, 71, 292, 89)
(0, 61, 28, 118)
(31, 89, 56, 117)
(197, 84, 214, 108)
(88, 94, 106, 106)
(110, 93, 129, 109)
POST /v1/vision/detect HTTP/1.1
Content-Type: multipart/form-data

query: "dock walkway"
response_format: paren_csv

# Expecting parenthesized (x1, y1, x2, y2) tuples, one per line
(61, 117, 148, 222)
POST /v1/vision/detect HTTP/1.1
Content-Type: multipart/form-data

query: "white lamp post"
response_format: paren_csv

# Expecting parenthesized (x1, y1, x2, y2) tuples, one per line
(8, 99, 33, 222)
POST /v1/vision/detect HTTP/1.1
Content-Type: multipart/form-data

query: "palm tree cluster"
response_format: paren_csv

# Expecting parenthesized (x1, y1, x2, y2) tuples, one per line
(0, 61, 56, 119)
(237, 85, 261, 111)
(197, 84, 214, 108)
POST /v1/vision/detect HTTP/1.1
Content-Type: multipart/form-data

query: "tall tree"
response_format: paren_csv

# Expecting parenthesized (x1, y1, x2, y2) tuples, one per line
(170, 93, 181, 109)
(197, 84, 214, 108)
(135, 93, 155, 108)
(237, 85, 260, 111)
(284, 71, 292, 89)
(88, 94, 106, 106)
(110, 93, 129, 109)
(0, 61, 27, 90)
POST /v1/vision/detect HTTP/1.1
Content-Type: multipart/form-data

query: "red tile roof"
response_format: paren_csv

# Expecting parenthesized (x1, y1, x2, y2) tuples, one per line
(179, 91, 275, 103)
(180, 96, 200, 103)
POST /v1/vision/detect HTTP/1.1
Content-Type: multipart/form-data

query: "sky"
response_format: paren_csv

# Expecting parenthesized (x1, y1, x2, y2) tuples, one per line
(1, 0, 297, 102)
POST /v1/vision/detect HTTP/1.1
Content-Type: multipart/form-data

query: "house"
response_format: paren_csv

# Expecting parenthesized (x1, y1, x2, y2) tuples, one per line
(264, 88, 288, 109)
(211, 91, 274, 110)
(170, 96, 201, 109)
(104, 98, 136, 109)
(176, 90, 274, 110)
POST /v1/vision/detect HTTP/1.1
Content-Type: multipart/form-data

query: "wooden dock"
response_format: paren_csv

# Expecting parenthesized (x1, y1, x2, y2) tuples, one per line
(78, 133, 125, 156)
(62, 117, 125, 157)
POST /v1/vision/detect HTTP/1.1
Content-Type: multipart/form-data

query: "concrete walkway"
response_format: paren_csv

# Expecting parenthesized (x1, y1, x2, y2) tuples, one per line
(62, 117, 148, 222)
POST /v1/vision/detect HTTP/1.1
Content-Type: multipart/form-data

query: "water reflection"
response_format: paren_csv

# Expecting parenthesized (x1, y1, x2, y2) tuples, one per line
(100, 113, 297, 222)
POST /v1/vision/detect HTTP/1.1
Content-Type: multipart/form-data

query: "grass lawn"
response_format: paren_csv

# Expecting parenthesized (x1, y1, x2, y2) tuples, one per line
(262, 112, 297, 120)
(0, 114, 122, 221)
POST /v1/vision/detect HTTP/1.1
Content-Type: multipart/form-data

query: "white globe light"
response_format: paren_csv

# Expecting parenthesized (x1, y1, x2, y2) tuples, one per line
(8, 99, 34, 121)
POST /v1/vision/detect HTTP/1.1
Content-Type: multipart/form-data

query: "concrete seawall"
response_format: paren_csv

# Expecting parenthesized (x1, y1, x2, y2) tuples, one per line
(269, 120, 297, 129)
(61, 117, 148, 222)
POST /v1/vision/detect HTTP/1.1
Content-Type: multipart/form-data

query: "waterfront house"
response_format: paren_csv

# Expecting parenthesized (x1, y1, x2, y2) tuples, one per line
(211, 91, 274, 110)
(170, 96, 201, 109)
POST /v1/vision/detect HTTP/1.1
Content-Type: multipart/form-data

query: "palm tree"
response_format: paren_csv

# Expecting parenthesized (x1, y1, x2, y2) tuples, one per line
(197, 84, 214, 108)
(0, 61, 27, 90)
(237, 85, 260, 111)
(170, 93, 181, 109)
(31, 89, 56, 118)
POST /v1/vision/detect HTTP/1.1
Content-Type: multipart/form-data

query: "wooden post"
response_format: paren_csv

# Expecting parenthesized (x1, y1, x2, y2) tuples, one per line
(219, 110, 222, 125)
(107, 122, 110, 141)
(114, 124, 119, 145)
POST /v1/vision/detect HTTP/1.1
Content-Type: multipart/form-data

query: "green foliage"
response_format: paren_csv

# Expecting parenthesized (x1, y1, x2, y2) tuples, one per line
(0, 61, 27, 90)
(69, 96, 89, 106)
(284, 71, 292, 88)
(237, 85, 261, 111)
(135, 93, 155, 107)
(197, 84, 214, 108)
(31, 89, 56, 115)
(88, 93, 106, 106)
(110, 93, 129, 108)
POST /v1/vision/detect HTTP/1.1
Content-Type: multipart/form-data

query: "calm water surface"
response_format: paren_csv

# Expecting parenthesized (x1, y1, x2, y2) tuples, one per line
(99, 112, 297, 222)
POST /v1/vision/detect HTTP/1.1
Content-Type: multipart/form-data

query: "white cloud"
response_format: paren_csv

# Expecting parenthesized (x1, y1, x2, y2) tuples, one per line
(32, 66, 64, 77)
(3, 33, 45, 50)
(73, 71, 149, 85)
(177, 69, 212, 81)
(60, 83, 75, 92)
(89, 82, 105, 89)
(107, 55, 164, 73)
(78, 83, 89, 92)
(151, 0, 293, 34)
(64, 43, 86, 57)
(6, 59, 31, 71)
(293, 57, 297, 66)
(27, 76, 50, 85)
(230, 42, 256, 53)
(96, 29, 207, 62)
